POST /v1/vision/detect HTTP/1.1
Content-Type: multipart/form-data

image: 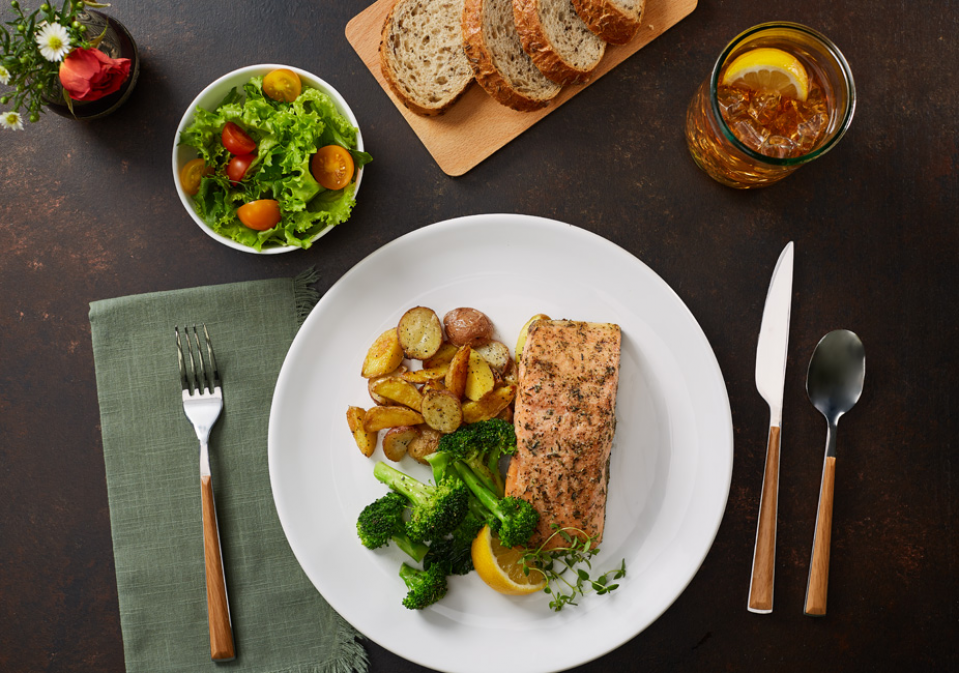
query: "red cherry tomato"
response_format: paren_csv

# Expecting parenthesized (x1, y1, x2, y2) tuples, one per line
(310, 145, 355, 190)
(222, 122, 256, 155)
(226, 153, 255, 183)
(237, 199, 282, 231)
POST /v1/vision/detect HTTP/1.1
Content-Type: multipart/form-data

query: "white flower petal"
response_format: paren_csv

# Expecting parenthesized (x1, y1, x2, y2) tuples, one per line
(35, 22, 72, 62)
(1, 111, 25, 131)
(0, 65, 10, 86)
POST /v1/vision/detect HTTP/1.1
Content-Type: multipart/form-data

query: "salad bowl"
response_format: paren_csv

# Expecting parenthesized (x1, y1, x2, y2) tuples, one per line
(172, 64, 365, 254)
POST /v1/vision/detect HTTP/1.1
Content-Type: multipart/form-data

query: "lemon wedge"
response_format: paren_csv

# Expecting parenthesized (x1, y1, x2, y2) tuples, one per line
(471, 525, 546, 595)
(721, 48, 810, 101)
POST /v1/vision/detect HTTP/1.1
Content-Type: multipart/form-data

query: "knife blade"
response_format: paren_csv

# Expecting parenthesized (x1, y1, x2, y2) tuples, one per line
(747, 241, 794, 614)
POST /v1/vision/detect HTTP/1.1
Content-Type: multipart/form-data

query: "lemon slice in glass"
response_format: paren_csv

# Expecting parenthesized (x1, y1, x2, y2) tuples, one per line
(471, 525, 546, 595)
(722, 47, 810, 101)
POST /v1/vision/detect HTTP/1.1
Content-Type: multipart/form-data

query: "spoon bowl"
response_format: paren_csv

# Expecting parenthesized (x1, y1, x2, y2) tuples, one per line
(803, 329, 865, 616)
(806, 330, 865, 425)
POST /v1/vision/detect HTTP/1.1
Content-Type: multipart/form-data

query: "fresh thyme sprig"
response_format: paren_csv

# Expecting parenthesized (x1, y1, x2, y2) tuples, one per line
(521, 524, 626, 611)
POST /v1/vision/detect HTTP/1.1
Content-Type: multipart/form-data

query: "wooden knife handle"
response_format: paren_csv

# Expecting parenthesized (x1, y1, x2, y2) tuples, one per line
(748, 425, 781, 613)
(804, 456, 837, 616)
(201, 475, 236, 661)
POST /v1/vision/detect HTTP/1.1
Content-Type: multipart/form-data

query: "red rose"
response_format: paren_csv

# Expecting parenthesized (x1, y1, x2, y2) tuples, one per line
(58, 48, 131, 102)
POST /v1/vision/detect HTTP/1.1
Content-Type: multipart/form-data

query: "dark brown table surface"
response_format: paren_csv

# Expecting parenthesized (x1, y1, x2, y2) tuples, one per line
(2, 1, 956, 671)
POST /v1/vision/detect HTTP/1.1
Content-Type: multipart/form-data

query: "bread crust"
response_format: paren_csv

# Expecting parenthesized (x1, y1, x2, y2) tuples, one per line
(462, 0, 558, 112)
(513, 0, 603, 86)
(379, 0, 473, 117)
(570, 0, 645, 45)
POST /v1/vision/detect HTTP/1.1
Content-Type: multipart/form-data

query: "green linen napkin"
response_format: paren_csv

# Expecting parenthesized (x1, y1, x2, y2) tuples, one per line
(89, 270, 368, 673)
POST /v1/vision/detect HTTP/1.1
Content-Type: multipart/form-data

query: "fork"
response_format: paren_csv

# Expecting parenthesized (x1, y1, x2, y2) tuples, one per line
(176, 324, 236, 662)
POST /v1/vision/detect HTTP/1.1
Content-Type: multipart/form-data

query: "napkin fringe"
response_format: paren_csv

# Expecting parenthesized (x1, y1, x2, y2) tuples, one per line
(294, 266, 321, 328)
(270, 625, 368, 673)
(319, 626, 369, 673)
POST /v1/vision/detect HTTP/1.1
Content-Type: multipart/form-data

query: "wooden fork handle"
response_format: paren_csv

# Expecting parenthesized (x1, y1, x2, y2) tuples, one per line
(201, 475, 236, 661)
(804, 456, 837, 616)
(748, 425, 781, 613)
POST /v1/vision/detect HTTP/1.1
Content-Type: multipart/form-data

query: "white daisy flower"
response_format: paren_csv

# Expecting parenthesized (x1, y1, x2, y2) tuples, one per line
(0, 64, 10, 86)
(35, 22, 72, 62)
(1, 111, 24, 131)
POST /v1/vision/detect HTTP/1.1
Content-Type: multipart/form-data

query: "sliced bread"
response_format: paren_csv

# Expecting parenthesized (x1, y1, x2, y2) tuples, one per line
(571, 0, 645, 45)
(513, 0, 607, 85)
(380, 0, 475, 116)
(462, 0, 562, 112)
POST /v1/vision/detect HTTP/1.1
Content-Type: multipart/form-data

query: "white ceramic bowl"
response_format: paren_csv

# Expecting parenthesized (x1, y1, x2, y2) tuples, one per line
(172, 64, 365, 254)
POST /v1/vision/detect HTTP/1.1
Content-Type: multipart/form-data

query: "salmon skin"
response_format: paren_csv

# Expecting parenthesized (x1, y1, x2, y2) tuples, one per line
(506, 320, 621, 550)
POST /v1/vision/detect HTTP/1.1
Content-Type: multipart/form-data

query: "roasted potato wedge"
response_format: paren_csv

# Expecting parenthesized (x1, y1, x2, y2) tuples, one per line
(465, 349, 496, 401)
(368, 366, 408, 405)
(421, 389, 463, 434)
(462, 385, 516, 424)
(362, 329, 405, 379)
(444, 307, 494, 348)
(516, 313, 550, 362)
(363, 405, 424, 432)
(371, 377, 423, 412)
(401, 363, 450, 383)
(474, 340, 511, 373)
(423, 343, 459, 369)
(421, 377, 447, 393)
(501, 357, 518, 385)
(346, 406, 377, 457)
(397, 306, 444, 360)
(444, 345, 470, 398)
(408, 426, 442, 464)
(382, 425, 420, 462)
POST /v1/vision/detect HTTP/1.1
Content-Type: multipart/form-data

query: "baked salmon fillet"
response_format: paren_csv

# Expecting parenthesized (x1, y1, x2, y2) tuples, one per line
(506, 319, 621, 550)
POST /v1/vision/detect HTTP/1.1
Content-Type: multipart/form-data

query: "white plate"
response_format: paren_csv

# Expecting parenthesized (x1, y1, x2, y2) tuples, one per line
(268, 214, 733, 673)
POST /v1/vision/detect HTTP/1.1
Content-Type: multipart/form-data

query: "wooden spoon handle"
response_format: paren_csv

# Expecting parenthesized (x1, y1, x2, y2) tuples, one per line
(804, 455, 837, 616)
(201, 475, 236, 661)
(748, 425, 781, 613)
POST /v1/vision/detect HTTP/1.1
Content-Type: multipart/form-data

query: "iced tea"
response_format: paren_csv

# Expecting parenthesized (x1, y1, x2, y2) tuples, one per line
(685, 23, 856, 188)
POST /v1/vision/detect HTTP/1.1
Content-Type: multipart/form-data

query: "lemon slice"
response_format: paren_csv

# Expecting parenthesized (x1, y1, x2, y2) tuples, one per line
(721, 48, 809, 101)
(471, 525, 546, 595)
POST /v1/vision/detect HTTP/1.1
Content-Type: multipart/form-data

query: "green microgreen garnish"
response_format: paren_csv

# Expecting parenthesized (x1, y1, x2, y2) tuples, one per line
(521, 524, 626, 611)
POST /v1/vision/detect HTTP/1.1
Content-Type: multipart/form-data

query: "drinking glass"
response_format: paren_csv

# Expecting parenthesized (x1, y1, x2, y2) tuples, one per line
(685, 22, 856, 188)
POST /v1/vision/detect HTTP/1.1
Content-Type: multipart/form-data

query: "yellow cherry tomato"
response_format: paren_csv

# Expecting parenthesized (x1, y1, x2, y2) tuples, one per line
(179, 158, 212, 196)
(263, 69, 302, 103)
(237, 199, 282, 231)
(311, 145, 354, 191)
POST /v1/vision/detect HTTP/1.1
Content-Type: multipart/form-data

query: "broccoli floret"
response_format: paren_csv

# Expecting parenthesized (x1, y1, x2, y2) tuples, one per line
(425, 449, 458, 485)
(373, 461, 469, 543)
(356, 492, 428, 562)
(436, 418, 517, 496)
(424, 510, 485, 576)
(398, 562, 448, 610)
(453, 462, 538, 548)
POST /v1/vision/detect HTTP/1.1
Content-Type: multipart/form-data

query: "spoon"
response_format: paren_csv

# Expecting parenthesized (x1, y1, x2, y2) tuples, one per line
(803, 329, 865, 616)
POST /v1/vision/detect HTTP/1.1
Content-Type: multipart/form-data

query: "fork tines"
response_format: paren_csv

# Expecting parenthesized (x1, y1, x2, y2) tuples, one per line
(175, 324, 221, 395)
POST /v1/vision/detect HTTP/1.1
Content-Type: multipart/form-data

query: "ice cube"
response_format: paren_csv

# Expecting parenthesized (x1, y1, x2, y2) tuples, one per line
(804, 85, 829, 117)
(795, 112, 828, 152)
(761, 135, 798, 159)
(718, 85, 748, 120)
(730, 117, 771, 152)
(748, 89, 782, 126)
(773, 101, 804, 138)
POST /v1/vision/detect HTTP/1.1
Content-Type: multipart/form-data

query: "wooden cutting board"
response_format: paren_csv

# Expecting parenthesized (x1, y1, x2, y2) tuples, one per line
(346, 0, 698, 176)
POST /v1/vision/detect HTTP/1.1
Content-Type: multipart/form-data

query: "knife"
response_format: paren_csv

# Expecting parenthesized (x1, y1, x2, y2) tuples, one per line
(747, 241, 794, 614)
